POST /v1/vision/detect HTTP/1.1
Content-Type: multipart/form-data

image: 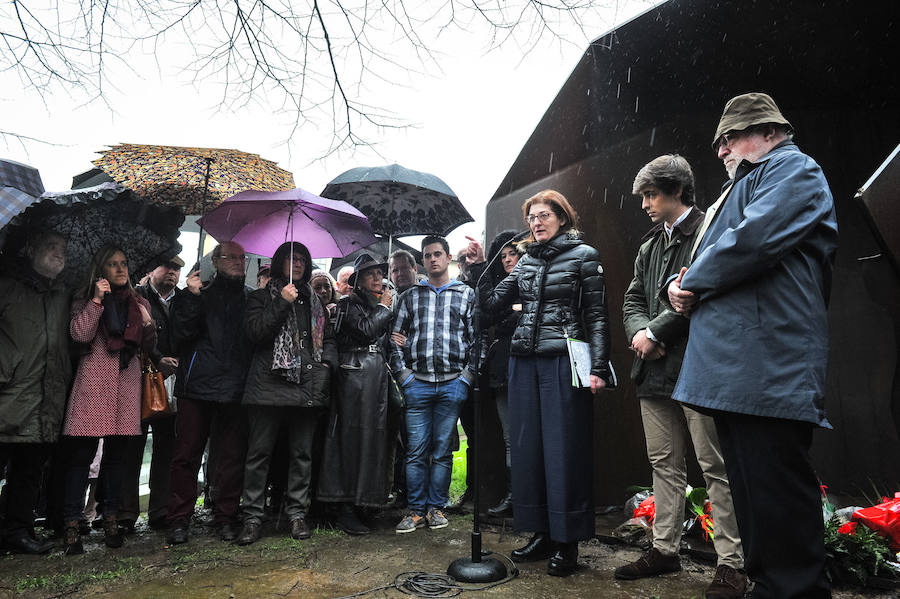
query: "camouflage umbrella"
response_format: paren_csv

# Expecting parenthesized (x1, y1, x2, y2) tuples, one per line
(92, 144, 295, 215)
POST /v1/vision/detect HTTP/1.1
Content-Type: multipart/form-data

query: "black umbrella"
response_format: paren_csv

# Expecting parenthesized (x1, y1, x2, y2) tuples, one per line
(16, 183, 184, 287)
(328, 235, 422, 277)
(320, 163, 473, 243)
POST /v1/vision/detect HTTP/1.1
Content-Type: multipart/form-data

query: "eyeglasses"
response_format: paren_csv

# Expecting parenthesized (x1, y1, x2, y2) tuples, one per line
(712, 131, 746, 151)
(526, 211, 555, 225)
(216, 254, 246, 262)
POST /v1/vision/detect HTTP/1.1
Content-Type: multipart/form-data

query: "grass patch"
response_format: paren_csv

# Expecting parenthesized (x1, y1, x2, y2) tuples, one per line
(15, 557, 139, 593)
(257, 535, 313, 550)
(449, 434, 469, 503)
(169, 541, 247, 572)
(312, 526, 344, 539)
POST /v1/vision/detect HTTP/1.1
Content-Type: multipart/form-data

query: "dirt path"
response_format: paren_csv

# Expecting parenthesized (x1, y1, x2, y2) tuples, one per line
(0, 511, 893, 598)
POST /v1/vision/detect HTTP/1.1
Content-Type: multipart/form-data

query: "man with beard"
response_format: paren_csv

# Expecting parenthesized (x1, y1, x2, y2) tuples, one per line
(0, 230, 71, 553)
(166, 242, 252, 544)
(668, 93, 837, 597)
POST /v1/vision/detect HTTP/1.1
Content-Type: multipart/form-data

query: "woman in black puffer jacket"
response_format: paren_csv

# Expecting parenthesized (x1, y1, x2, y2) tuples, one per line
(237, 241, 337, 545)
(481, 190, 613, 577)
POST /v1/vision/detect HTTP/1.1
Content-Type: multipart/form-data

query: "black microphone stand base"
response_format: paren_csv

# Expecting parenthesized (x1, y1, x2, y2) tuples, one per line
(447, 532, 507, 583)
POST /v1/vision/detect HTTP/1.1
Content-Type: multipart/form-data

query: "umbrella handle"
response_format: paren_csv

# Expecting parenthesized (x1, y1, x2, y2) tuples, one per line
(288, 207, 294, 286)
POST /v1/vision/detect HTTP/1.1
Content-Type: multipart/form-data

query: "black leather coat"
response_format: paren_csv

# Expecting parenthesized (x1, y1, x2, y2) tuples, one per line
(481, 232, 612, 382)
(317, 291, 393, 505)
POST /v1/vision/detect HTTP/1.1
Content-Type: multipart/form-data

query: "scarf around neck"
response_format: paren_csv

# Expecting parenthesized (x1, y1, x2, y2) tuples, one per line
(268, 280, 326, 383)
(101, 287, 143, 370)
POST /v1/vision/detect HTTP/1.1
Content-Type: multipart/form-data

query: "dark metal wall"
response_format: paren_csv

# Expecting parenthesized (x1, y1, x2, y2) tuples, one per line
(485, 0, 900, 504)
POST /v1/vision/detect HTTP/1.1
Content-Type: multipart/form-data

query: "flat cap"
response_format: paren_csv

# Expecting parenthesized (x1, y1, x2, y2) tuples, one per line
(713, 92, 792, 145)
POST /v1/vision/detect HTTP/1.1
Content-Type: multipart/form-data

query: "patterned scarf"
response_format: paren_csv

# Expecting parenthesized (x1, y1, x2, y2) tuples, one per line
(269, 280, 326, 383)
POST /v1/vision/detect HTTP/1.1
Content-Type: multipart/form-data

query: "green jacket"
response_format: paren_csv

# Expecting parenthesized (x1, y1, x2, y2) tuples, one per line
(623, 207, 704, 399)
(0, 265, 73, 443)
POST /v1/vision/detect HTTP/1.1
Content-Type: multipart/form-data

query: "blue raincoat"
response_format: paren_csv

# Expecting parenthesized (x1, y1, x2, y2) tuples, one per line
(673, 141, 838, 426)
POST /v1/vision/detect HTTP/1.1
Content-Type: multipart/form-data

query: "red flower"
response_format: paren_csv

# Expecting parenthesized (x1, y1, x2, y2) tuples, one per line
(838, 522, 858, 535)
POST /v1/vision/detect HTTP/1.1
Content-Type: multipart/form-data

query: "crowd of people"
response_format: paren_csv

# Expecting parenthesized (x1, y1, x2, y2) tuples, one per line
(0, 92, 837, 598)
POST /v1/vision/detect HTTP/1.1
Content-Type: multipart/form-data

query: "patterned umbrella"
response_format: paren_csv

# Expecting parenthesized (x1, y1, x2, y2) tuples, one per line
(13, 183, 184, 287)
(92, 144, 295, 215)
(320, 163, 472, 238)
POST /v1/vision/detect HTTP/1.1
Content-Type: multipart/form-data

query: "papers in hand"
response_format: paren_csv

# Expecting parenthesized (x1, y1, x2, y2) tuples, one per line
(566, 337, 617, 389)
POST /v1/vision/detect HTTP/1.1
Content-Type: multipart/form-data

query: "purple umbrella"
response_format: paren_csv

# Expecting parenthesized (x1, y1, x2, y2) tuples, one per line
(197, 188, 376, 280)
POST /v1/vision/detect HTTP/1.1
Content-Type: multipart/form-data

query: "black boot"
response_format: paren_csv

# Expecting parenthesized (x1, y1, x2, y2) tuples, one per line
(487, 491, 513, 517)
(5, 530, 54, 554)
(335, 503, 370, 536)
(510, 533, 556, 562)
(547, 542, 578, 577)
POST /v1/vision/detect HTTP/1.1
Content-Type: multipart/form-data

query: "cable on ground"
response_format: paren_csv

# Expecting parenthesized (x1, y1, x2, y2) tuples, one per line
(329, 551, 520, 599)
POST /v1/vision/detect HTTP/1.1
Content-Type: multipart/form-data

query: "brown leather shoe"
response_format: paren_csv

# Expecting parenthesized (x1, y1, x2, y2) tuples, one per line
(614, 547, 681, 580)
(705, 564, 748, 599)
(63, 520, 84, 556)
(103, 515, 124, 549)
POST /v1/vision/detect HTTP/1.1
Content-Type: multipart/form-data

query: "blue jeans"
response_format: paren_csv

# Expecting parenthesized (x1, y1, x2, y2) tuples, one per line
(403, 377, 469, 515)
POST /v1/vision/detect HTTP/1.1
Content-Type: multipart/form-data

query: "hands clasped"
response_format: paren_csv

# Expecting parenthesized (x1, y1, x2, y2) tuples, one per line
(668, 266, 698, 315)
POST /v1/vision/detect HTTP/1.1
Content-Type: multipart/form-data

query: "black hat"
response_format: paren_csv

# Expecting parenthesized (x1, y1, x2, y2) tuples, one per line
(347, 253, 388, 287)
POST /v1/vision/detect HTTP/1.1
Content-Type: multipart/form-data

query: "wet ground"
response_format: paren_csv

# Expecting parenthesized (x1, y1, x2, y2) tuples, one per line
(0, 509, 896, 598)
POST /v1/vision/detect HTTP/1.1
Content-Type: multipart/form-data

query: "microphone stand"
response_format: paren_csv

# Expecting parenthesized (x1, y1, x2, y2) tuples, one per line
(447, 231, 528, 583)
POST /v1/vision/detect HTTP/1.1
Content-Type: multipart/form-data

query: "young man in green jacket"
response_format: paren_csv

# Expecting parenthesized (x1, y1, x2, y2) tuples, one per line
(617, 155, 746, 599)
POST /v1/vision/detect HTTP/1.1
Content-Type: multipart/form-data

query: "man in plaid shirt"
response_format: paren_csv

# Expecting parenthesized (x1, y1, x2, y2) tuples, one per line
(390, 235, 475, 533)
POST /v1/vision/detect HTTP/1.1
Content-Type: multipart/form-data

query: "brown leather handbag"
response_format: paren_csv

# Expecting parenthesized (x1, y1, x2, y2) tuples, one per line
(141, 356, 171, 421)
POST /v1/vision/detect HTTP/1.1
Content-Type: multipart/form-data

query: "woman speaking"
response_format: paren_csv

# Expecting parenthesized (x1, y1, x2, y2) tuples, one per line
(480, 190, 612, 577)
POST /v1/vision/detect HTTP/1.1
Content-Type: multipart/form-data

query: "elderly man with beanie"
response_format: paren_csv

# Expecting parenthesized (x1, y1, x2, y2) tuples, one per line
(668, 93, 837, 598)
(617, 155, 745, 598)
(0, 230, 71, 554)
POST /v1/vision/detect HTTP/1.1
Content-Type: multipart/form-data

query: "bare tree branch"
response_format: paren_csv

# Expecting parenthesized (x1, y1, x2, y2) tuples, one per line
(1, 0, 624, 156)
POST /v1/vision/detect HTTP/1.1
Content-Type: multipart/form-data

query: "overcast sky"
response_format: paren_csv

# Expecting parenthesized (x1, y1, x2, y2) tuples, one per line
(2, 0, 656, 263)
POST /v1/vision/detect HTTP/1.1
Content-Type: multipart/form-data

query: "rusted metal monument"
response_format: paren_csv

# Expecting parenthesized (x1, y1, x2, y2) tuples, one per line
(483, 0, 900, 505)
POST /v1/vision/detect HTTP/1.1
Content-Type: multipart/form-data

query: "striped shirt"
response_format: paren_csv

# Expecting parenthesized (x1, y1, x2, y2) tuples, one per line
(390, 279, 475, 382)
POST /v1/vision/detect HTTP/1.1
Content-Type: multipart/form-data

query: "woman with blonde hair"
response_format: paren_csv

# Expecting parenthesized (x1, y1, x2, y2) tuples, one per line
(480, 190, 613, 576)
(60, 245, 156, 554)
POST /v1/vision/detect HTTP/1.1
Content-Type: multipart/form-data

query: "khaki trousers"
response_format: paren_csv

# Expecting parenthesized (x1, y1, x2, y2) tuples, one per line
(639, 397, 743, 568)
